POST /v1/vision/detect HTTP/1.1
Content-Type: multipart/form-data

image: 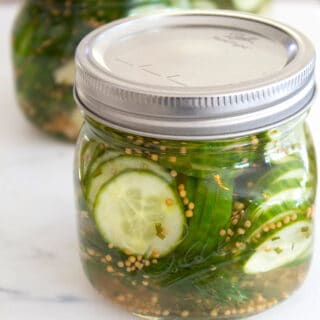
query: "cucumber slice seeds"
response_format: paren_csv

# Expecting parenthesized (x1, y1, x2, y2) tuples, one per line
(244, 220, 312, 274)
(94, 170, 185, 257)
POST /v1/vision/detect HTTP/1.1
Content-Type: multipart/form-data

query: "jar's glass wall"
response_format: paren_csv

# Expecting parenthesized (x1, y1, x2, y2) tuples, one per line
(12, 0, 271, 141)
(74, 116, 316, 319)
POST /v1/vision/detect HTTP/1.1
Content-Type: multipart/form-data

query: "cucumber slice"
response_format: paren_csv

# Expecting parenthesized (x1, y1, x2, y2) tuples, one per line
(273, 168, 307, 183)
(94, 170, 185, 257)
(255, 158, 306, 188)
(201, 177, 234, 254)
(246, 206, 308, 242)
(263, 124, 306, 165)
(84, 150, 121, 184)
(86, 156, 173, 206)
(248, 178, 310, 222)
(176, 176, 233, 258)
(244, 220, 312, 274)
(80, 141, 105, 181)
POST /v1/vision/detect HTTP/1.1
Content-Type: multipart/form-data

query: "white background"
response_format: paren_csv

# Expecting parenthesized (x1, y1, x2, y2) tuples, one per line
(0, 1, 319, 319)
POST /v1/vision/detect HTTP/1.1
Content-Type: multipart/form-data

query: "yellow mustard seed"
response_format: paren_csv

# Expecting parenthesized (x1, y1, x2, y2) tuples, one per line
(291, 213, 298, 221)
(137, 255, 143, 261)
(169, 156, 177, 163)
(283, 216, 290, 224)
(124, 248, 132, 255)
(125, 260, 131, 267)
(247, 306, 255, 313)
(188, 202, 195, 210)
(152, 249, 160, 258)
(255, 294, 265, 303)
(152, 259, 158, 264)
(227, 229, 234, 236)
(87, 248, 95, 256)
(144, 260, 151, 267)
(244, 220, 252, 228)
(165, 198, 174, 206)
(117, 261, 124, 268)
(219, 229, 226, 236)
(235, 242, 243, 248)
(237, 228, 245, 235)
(135, 139, 144, 145)
(180, 146, 187, 154)
(181, 310, 189, 317)
(129, 256, 136, 263)
(151, 154, 159, 161)
(179, 190, 187, 198)
(183, 198, 189, 205)
(106, 266, 114, 273)
(162, 310, 170, 316)
(234, 201, 245, 211)
(125, 148, 132, 155)
(185, 210, 193, 218)
(170, 170, 177, 177)
(142, 281, 149, 286)
(251, 137, 260, 145)
(276, 221, 283, 228)
(210, 309, 218, 317)
(178, 184, 185, 191)
(159, 145, 166, 151)
(105, 255, 112, 262)
(268, 223, 276, 230)
(232, 219, 239, 225)
(239, 308, 246, 314)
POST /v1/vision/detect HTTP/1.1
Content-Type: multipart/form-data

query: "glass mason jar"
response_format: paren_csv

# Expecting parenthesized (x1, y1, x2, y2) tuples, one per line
(12, 0, 270, 141)
(74, 12, 317, 319)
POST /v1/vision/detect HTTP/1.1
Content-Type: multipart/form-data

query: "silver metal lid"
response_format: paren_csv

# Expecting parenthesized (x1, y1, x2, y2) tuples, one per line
(75, 11, 316, 140)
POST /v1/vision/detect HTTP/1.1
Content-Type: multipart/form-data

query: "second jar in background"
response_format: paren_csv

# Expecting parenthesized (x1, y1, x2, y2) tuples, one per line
(12, 0, 270, 140)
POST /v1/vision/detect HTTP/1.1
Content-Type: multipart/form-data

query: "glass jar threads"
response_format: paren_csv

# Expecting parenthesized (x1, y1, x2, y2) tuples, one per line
(74, 11, 317, 319)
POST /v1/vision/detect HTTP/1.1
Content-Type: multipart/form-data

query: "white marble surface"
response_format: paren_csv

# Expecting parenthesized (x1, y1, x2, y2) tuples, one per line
(0, 1, 319, 319)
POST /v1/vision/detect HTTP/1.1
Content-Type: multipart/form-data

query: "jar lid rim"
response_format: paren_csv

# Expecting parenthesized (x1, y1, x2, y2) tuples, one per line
(75, 11, 316, 139)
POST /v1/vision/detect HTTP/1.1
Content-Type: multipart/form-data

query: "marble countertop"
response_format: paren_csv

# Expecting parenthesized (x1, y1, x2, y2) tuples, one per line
(0, 1, 319, 319)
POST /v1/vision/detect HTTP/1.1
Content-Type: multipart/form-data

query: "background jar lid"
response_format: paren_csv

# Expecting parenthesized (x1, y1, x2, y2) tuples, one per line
(75, 11, 316, 140)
